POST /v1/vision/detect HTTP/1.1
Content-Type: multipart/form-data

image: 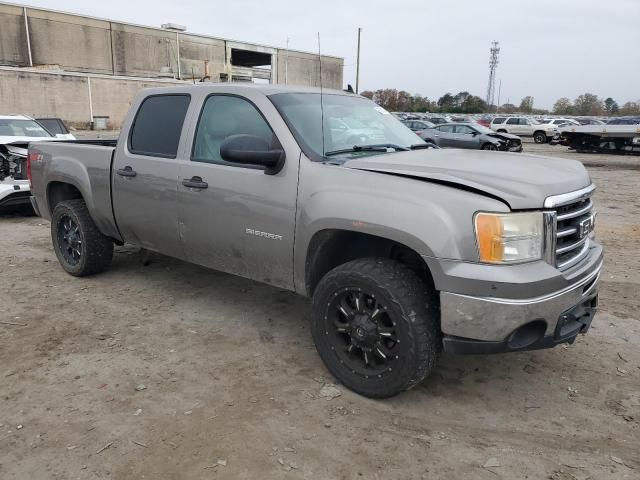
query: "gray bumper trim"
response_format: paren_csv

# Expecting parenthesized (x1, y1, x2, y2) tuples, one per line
(440, 259, 602, 342)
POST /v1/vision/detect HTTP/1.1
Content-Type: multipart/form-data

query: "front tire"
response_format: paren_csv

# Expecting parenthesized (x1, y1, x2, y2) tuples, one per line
(533, 131, 547, 144)
(51, 199, 113, 276)
(482, 143, 498, 150)
(311, 258, 439, 398)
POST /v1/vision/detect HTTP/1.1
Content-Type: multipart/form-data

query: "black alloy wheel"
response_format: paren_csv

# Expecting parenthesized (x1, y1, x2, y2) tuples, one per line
(57, 215, 82, 265)
(324, 288, 399, 378)
(311, 258, 439, 398)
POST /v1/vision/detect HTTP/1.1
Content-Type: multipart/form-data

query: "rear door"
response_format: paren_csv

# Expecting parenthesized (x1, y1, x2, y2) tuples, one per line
(505, 117, 521, 135)
(111, 94, 190, 259)
(177, 92, 300, 289)
(433, 124, 455, 147)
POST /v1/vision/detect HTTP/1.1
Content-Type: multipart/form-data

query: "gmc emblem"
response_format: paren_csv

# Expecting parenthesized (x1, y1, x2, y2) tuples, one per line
(578, 215, 595, 239)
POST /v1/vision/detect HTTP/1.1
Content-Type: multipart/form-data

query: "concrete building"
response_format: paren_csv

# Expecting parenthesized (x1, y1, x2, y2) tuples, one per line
(0, 2, 344, 127)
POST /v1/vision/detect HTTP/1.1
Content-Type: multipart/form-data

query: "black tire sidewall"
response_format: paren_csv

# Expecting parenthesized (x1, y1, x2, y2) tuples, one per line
(52, 203, 89, 275)
(534, 132, 546, 143)
(311, 260, 437, 398)
(51, 200, 113, 276)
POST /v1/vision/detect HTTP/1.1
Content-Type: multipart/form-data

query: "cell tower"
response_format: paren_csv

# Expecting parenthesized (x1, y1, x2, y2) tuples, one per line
(485, 41, 500, 108)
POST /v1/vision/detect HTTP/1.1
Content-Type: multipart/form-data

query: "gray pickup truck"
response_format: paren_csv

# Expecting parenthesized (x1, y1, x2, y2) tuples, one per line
(27, 84, 602, 398)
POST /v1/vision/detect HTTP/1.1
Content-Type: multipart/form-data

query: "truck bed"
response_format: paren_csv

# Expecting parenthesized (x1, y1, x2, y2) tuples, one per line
(29, 140, 121, 240)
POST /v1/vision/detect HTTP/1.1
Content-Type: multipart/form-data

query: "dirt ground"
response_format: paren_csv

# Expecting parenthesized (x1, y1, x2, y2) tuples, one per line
(1, 141, 639, 479)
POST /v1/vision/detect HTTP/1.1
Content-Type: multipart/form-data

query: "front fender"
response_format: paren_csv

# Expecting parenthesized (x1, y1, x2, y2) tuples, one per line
(293, 159, 509, 293)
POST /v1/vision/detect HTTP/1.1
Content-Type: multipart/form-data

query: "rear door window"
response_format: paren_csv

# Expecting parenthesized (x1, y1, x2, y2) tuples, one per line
(129, 95, 191, 158)
(492, 117, 506, 124)
(438, 125, 455, 133)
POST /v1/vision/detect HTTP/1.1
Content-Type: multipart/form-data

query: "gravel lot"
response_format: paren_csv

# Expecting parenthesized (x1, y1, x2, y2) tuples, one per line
(1, 142, 639, 479)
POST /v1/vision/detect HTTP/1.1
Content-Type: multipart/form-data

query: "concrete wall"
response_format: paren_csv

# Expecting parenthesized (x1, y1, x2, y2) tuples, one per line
(0, 4, 28, 66)
(0, 3, 344, 128)
(28, 9, 113, 74)
(0, 68, 184, 127)
(276, 50, 343, 89)
(0, 2, 343, 88)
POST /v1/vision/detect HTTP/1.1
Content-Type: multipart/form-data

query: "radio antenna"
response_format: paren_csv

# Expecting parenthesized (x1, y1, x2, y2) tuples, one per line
(317, 32, 326, 157)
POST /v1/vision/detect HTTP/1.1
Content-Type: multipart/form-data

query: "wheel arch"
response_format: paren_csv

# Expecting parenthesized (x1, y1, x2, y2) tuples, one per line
(47, 181, 84, 216)
(303, 228, 437, 299)
(46, 179, 122, 242)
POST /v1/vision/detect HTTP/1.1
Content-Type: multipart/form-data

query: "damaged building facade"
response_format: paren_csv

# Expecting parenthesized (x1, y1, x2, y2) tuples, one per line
(0, 2, 344, 127)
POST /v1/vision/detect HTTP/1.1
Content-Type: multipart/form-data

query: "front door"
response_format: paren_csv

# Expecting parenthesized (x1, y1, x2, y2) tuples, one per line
(177, 94, 299, 289)
(451, 125, 481, 149)
(112, 94, 191, 259)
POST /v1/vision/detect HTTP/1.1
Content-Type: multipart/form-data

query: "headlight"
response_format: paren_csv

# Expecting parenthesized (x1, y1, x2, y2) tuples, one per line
(474, 212, 544, 264)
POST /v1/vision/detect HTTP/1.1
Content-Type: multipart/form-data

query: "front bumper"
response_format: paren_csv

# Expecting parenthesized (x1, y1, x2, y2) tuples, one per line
(428, 241, 603, 354)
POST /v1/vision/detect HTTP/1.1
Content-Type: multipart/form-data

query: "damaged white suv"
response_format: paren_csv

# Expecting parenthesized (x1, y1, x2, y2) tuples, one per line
(0, 115, 59, 211)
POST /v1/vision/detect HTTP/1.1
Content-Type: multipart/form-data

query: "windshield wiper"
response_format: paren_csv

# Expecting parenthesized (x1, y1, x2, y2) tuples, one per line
(410, 143, 440, 150)
(325, 144, 410, 157)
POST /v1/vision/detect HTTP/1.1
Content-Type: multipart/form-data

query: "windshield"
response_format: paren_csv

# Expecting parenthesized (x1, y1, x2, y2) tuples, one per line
(269, 93, 423, 159)
(473, 124, 495, 134)
(0, 119, 53, 138)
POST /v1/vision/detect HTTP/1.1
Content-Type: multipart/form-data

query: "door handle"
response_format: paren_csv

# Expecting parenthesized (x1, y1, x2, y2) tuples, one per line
(182, 176, 208, 189)
(116, 166, 137, 177)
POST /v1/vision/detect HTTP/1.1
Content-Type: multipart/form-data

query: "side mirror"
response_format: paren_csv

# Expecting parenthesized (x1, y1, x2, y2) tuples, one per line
(471, 131, 478, 136)
(220, 134, 285, 175)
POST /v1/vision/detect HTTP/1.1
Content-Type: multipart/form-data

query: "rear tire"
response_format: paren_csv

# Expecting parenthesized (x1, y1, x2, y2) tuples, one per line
(533, 131, 547, 144)
(51, 199, 113, 276)
(311, 258, 439, 398)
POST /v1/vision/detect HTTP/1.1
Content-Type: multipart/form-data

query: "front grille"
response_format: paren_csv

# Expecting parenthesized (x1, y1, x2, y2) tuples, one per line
(551, 192, 594, 270)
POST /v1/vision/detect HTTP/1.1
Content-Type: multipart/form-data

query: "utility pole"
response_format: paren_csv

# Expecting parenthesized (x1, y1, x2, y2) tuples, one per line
(485, 41, 500, 108)
(285, 37, 289, 85)
(355, 27, 362, 94)
(496, 79, 502, 112)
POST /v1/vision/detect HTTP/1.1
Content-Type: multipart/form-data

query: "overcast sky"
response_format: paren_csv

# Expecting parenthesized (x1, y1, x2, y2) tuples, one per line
(16, 0, 639, 108)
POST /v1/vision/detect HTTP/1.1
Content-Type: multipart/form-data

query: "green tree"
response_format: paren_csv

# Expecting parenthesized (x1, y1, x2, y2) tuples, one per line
(553, 97, 574, 115)
(437, 93, 455, 112)
(461, 95, 488, 113)
(519, 96, 534, 113)
(604, 97, 619, 115)
(573, 93, 603, 116)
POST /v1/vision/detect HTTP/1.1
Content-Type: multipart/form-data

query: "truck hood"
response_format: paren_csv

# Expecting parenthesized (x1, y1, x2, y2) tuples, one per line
(342, 149, 591, 209)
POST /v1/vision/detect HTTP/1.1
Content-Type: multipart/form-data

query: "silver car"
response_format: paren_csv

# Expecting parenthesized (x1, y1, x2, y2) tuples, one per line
(420, 122, 523, 152)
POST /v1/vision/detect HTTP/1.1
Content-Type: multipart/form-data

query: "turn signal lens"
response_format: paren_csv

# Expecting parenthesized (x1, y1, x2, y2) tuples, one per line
(474, 212, 543, 264)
